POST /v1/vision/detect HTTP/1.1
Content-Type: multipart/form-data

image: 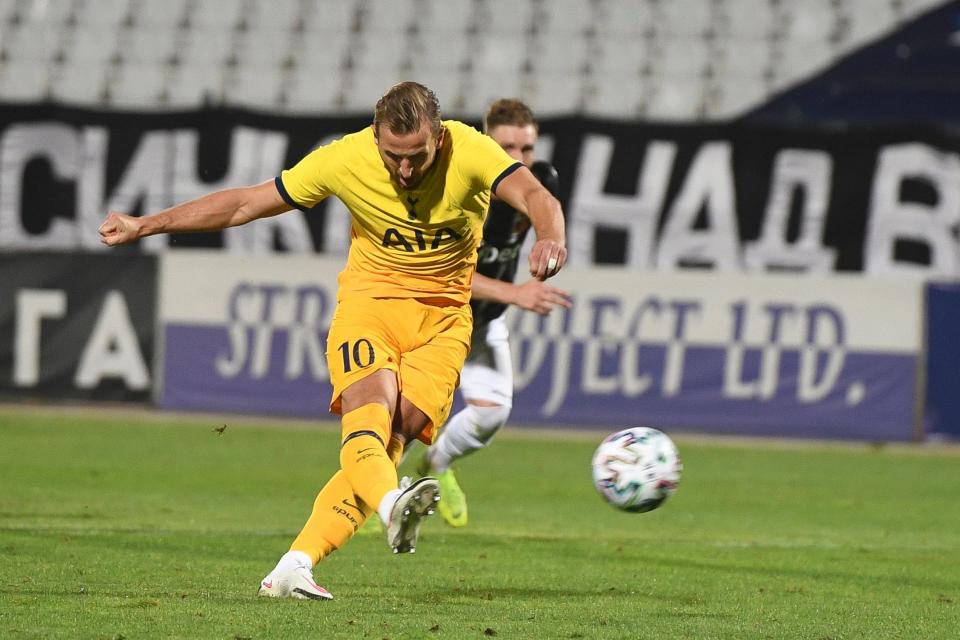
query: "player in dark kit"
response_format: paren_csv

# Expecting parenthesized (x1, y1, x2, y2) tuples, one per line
(417, 99, 572, 527)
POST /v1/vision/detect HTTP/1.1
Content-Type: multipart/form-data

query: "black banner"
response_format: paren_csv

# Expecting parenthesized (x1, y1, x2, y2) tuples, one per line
(0, 252, 156, 401)
(1, 104, 958, 277)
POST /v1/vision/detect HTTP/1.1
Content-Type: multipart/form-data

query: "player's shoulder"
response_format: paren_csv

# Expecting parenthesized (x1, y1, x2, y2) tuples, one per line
(328, 125, 376, 156)
(295, 126, 377, 190)
(443, 119, 486, 146)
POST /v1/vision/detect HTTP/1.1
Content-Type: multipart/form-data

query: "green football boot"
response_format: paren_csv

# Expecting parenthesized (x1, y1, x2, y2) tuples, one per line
(435, 467, 468, 528)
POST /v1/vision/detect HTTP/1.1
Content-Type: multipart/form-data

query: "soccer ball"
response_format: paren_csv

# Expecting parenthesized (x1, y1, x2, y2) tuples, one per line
(591, 427, 682, 513)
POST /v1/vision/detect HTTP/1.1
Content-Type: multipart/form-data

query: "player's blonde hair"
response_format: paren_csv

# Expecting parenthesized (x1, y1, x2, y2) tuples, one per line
(483, 98, 537, 134)
(374, 82, 442, 136)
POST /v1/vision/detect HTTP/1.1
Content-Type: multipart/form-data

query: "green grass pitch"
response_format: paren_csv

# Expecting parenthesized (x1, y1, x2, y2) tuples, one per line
(1, 407, 958, 639)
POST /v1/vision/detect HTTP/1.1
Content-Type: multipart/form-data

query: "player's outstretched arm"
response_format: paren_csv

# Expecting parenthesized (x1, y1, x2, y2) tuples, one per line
(472, 273, 572, 316)
(98, 179, 290, 246)
(493, 167, 566, 280)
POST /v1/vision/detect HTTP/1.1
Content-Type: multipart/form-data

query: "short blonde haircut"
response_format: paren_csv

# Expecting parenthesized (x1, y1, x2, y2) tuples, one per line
(483, 98, 537, 134)
(373, 82, 442, 136)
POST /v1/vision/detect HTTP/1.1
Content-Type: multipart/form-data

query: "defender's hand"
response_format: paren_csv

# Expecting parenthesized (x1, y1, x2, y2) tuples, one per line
(99, 212, 143, 246)
(513, 279, 572, 316)
(528, 239, 566, 280)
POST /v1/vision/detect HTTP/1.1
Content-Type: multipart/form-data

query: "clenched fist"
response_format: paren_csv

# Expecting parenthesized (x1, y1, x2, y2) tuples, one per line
(99, 212, 143, 246)
(528, 239, 566, 280)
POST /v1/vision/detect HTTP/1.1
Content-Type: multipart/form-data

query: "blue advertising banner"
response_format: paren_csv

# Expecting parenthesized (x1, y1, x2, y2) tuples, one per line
(159, 253, 922, 441)
(159, 252, 335, 416)
(923, 282, 960, 439)
(503, 269, 921, 440)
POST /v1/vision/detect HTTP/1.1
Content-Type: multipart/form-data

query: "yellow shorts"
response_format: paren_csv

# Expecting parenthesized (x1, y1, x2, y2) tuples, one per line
(326, 297, 472, 444)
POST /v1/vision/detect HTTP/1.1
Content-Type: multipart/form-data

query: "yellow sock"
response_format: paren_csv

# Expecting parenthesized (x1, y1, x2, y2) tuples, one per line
(287, 407, 404, 565)
(339, 403, 398, 513)
(288, 470, 372, 565)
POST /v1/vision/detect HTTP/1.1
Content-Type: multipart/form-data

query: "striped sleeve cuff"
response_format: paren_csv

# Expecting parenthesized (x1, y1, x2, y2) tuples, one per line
(274, 175, 303, 210)
(491, 162, 524, 195)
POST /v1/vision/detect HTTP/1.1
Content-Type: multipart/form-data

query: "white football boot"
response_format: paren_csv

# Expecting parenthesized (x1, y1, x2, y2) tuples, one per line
(258, 564, 333, 601)
(386, 476, 440, 554)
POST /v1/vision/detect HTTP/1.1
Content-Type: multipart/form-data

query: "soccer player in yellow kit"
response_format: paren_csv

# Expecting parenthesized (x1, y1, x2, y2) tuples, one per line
(98, 82, 566, 600)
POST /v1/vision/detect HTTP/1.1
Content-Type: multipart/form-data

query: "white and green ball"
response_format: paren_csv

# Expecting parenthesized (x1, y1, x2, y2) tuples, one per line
(591, 427, 682, 513)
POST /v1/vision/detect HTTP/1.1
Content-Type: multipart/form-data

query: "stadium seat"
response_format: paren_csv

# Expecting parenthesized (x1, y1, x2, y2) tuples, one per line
(471, 32, 530, 75)
(67, 25, 122, 64)
(583, 71, 646, 119)
(134, 0, 189, 28)
(651, 35, 712, 78)
(302, 0, 359, 35)
(534, 0, 595, 36)
(50, 59, 109, 105)
(710, 37, 773, 83)
(225, 64, 286, 111)
(2, 22, 63, 62)
(780, 0, 841, 43)
(110, 61, 168, 109)
(591, 34, 648, 75)
(233, 27, 295, 70)
(715, 0, 778, 39)
(349, 31, 410, 73)
(408, 30, 471, 72)
(459, 68, 525, 117)
(0, 58, 51, 102)
(525, 70, 584, 116)
(528, 30, 590, 74)
(357, 0, 417, 34)
(296, 30, 352, 74)
(245, 0, 303, 31)
(17, 0, 74, 25)
(166, 62, 226, 107)
(419, 0, 475, 35)
(838, 0, 898, 46)
(474, 0, 537, 35)
(0, 0, 19, 23)
(178, 27, 235, 68)
(188, 0, 245, 30)
(284, 63, 343, 114)
(772, 38, 837, 86)
(122, 25, 181, 65)
(74, 0, 131, 27)
(593, 0, 651, 37)
(645, 75, 706, 121)
(704, 75, 769, 119)
(658, 0, 717, 38)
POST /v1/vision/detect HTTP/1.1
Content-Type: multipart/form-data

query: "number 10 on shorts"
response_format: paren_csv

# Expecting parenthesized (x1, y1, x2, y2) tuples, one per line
(338, 339, 376, 372)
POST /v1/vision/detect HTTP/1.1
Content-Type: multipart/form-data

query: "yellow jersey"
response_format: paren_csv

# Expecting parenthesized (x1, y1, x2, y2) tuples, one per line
(276, 120, 520, 304)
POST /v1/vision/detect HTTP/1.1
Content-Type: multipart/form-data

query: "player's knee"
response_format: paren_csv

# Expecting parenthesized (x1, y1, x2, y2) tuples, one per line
(466, 403, 510, 443)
